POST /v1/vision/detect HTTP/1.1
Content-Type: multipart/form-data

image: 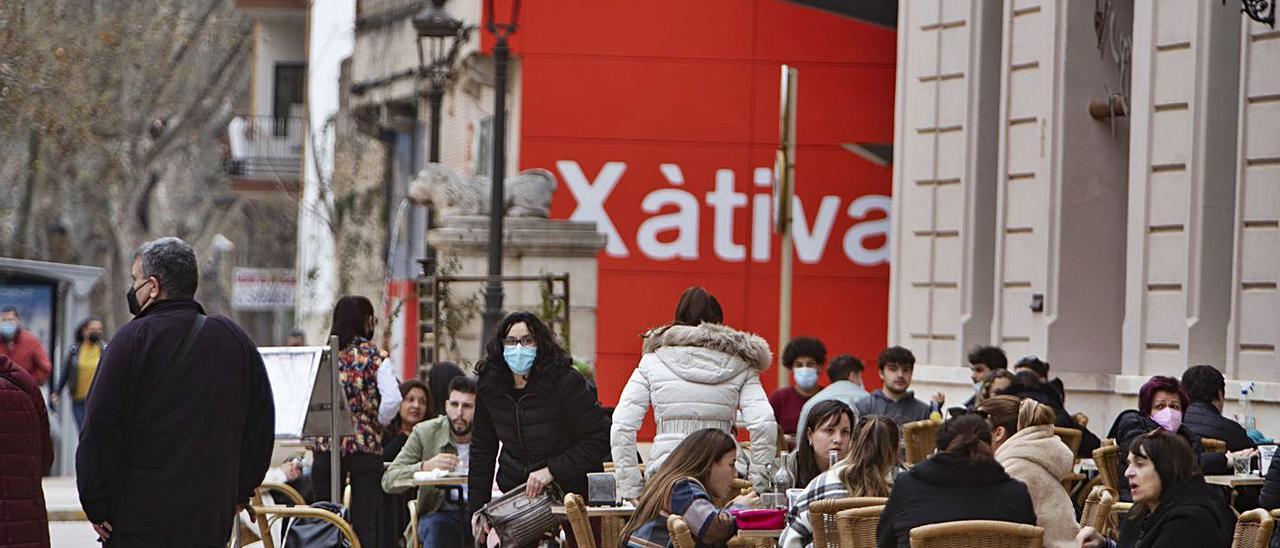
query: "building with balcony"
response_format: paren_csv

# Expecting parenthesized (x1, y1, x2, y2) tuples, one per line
(227, 0, 307, 187)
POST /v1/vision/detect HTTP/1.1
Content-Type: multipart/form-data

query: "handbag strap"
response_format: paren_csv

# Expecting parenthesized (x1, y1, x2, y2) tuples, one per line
(168, 314, 206, 368)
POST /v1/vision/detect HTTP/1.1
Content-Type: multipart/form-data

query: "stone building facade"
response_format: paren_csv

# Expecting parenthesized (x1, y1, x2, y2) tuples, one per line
(891, 0, 1280, 428)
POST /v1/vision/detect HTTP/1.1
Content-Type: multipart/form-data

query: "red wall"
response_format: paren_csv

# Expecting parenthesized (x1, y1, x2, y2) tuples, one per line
(497, 1, 896, 434)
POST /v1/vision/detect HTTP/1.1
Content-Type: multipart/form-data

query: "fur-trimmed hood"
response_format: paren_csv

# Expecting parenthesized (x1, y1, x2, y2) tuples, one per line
(641, 323, 772, 382)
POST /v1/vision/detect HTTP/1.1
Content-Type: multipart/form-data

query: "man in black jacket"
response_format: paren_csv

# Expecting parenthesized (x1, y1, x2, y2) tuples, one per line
(77, 237, 275, 547)
(1180, 364, 1255, 452)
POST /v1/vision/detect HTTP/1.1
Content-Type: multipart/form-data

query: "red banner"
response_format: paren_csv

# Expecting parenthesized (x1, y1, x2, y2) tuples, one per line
(511, 1, 897, 426)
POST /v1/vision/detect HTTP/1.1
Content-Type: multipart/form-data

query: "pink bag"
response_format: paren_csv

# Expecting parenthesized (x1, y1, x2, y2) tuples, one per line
(731, 508, 786, 530)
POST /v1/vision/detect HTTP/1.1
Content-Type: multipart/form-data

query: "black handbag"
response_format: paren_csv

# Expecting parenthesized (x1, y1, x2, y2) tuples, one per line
(281, 502, 352, 548)
(474, 483, 562, 548)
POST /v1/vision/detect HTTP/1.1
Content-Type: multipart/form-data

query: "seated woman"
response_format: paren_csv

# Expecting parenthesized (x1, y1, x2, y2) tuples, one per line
(793, 400, 855, 488)
(1078, 429, 1234, 548)
(1106, 376, 1246, 500)
(876, 414, 1036, 548)
(621, 428, 759, 548)
(382, 380, 430, 546)
(977, 396, 1078, 548)
(1000, 370, 1100, 457)
(780, 415, 898, 548)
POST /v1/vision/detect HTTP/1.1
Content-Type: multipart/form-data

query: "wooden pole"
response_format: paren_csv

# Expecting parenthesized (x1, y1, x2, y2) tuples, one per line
(776, 66, 798, 387)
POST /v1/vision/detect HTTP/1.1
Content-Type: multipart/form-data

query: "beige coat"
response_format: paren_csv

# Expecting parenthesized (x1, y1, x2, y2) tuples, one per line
(994, 424, 1079, 548)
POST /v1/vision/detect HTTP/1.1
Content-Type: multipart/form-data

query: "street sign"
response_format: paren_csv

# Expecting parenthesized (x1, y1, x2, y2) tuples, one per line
(231, 268, 296, 311)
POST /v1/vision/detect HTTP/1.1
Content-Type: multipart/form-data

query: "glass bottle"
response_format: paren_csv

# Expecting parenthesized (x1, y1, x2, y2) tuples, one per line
(773, 451, 795, 491)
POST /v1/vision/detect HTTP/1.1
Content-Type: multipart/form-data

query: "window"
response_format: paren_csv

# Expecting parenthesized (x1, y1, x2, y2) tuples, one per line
(472, 115, 493, 178)
(273, 63, 306, 136)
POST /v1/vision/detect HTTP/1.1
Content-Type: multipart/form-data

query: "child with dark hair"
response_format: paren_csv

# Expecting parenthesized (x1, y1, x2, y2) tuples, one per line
(875, 414, 1036, 548)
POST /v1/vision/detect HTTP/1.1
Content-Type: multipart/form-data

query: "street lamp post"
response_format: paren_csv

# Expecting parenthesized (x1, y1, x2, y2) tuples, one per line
(479, 0, 520, 355)
(413, 0, 469, 165)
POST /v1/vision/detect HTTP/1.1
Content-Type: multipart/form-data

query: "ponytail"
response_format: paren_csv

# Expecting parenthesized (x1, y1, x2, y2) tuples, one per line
(936, 414, 994, 460)
(1015, 398, 1056, 431)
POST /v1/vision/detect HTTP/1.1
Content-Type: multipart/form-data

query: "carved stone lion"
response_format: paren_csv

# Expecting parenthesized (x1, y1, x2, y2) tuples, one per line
(409, 164, 557, 219)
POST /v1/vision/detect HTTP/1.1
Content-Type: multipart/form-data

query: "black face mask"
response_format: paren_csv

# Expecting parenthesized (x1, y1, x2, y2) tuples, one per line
(127, 280, 152, 316)
(87, 332, 102, 343)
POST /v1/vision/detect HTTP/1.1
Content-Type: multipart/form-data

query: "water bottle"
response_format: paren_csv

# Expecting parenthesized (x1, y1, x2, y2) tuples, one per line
(929, 401, 943, 423)
(1241, 382, 1257, 432)
(773, 451, 795, 491)
(828, 449, 840, 470)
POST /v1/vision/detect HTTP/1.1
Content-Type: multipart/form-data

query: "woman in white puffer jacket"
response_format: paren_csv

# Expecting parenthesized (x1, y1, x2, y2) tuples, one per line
(611, 287, 778, 499)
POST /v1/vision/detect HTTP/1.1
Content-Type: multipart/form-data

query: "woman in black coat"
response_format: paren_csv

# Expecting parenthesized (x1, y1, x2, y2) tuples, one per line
(467, 311, 611, 519)
(876, 413, 1037, 548)
(1079, 429, 1233, 548)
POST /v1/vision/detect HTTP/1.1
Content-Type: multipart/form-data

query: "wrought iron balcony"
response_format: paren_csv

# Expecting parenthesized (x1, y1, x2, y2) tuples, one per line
(224, 115, 303, 181)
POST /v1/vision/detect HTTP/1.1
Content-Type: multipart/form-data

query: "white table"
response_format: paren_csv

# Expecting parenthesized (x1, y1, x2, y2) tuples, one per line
(391, 475, 468, 490)
(1204, 474, 1264, 488)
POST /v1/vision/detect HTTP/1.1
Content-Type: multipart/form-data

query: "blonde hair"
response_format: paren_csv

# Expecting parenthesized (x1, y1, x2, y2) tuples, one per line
(1016, 397, 1056, 430)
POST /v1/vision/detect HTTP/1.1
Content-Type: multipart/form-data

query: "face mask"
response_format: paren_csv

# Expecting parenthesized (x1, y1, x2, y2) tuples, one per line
(973, 381, 984, 394)
(793, 367, 818, 390)
(1151, 407, 1183, 433)
(126, 280, 151, 316)
(0, 323, 16, 339)
(503, 345, 537, 376)
(87, 333, 102, 343)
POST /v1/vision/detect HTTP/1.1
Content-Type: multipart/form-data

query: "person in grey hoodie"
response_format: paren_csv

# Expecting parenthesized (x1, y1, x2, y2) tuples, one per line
(854, 346, 942, 427)
(610, 287, 777, 499)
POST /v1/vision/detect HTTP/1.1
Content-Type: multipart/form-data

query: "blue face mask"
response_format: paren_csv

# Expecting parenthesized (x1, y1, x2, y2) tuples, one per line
(503, 345, 537, 375)
(0, 323, 16, 339)
(793, 367, 819, 390)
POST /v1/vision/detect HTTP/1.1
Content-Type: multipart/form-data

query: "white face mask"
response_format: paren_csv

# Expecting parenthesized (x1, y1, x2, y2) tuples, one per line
(793, 367, 819, 390)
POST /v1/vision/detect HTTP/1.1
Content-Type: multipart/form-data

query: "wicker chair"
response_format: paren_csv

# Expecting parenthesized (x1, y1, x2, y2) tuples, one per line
(668, 514, 696, 548)
(1053, 427, 1082, 456)
(1203, 437, 1228, 454)
(406, 500, 420, 548)
(249, 483, 309, 548)
(903, 420, 941, 466)
(1231, 509, 1275, 548)
(809, 497, 888, 548)
(715, 478, 755, 508)
(1107, 502, 1133, 538)
(1092, 443, 1121, 493)
(564, 493, 598, 548)
(1080, 486, 1116, 533)
(250, 502, 362, 548)
(836, 505, 885, 548)
(908, 520, 1045, 548)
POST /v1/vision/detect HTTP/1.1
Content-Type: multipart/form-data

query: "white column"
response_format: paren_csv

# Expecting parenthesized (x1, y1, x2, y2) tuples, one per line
(889, 0, 1001, 364)
(1226, 18, 1280, 381)
(1122, 0, 1241, 377)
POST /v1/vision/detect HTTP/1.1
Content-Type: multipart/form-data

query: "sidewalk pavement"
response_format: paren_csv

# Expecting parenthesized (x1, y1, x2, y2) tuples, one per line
(44, 476, 98, 547)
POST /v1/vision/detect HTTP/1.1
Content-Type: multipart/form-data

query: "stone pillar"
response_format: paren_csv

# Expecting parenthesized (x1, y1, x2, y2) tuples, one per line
(428, 216, 606, 364)
(889, 0, 1002, 364)
(1225, 17, 1280, 380)
(1122, 0, 1241, 377)
(990, 0, 1130, 373)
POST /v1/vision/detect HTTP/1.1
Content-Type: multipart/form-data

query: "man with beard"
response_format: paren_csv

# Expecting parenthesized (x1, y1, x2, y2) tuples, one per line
(383, 375, 477, 547)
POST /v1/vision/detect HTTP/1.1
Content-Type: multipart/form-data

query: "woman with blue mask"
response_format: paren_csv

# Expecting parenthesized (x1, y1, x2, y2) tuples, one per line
(468, 311, 611, 542)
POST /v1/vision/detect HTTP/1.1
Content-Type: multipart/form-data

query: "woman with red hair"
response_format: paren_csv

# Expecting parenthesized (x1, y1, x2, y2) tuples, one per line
(1106, 376, 1247, 501)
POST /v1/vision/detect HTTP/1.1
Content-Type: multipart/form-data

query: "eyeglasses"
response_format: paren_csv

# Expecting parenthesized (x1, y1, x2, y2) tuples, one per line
(503, 335, 537, 348)
(947, 407, 990, 420)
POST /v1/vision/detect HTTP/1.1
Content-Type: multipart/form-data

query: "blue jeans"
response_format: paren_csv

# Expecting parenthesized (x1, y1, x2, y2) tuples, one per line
(418, 508, 471, 548)
(73, 400, 86, 430)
